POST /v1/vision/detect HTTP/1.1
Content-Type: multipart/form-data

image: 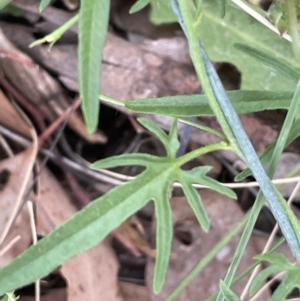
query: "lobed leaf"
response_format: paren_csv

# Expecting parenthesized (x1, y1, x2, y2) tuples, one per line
(78, 0, 110, 133)
(271, 272, 300, 301)
(0, 171, 154, 295)
(249, 265, 282, 296)
(235, 43, 300, 83)
(198, 0, 296, 91)
(0, 115, 232, 295)
(251, 253, 300, 301)
(254, 252, 292, 269)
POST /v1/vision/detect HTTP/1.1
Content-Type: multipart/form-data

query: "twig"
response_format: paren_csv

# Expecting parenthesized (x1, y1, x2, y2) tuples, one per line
(27, 201, 40, 301)
(0, 236, 21, 257)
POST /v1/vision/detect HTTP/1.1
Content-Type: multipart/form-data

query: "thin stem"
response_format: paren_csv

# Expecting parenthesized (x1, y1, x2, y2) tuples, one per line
(99, 94, 125, 107)
(229, 0, 291, 42)
(178, 118, 226, 140)
(177, 142, 232, 166)
(30, 14, 79, 48)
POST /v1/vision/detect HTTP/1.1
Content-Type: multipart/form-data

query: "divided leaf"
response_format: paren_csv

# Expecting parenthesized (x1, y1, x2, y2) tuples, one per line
(198, 0, 296, 91)
(235, 44, 300, 83)
(0, 118, 234, 295)
(250, 253, 300, 301)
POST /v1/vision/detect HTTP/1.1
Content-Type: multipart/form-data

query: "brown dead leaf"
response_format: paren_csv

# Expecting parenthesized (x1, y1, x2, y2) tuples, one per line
(19, 288, 66, 301)
(119, 282, 151, 301)
(0, 89, 31, 137)
(0, 145, 37, 266)
(61, 244, 123, 301)
(0, 27, 106, 144)
(36, 168, 123, 301)
(146, 190, 270, 301)
(118, 219, 155, 258)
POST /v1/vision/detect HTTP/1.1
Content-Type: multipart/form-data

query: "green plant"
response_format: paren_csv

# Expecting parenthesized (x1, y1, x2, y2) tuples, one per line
(1, 0, 300, 300)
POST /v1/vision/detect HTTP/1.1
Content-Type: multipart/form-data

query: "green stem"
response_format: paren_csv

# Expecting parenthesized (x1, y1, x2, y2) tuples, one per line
(99, 94, 125, 107)
(177, 0, 244, 160)
(30, 14, 79, 48)
(178, 142, 232, 166)
(178, 118, 226, 140)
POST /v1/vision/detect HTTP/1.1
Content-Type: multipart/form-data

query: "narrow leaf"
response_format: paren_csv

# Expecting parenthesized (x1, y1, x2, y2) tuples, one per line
(249, 265, 282, 296)
(168, 118, 180, 158)
(271, 276, 294, 301)
(254, 252, 292, 269)
(39, 0, 51, 11)
(138, 117, 171, 152)
(126, 90, 293, 117)
(129, 0, 150, 13)
(179, 173, 210, 231)
(186, 166, 237, 199)
(91, 153, 159, 169)
(153, 183, 173, 294)
(79, 0, 110, 133)
(219, 280, 242, 301)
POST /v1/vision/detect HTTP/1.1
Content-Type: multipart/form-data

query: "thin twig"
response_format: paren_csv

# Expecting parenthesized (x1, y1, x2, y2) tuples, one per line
(2, 124, 300, 189)
(27, 201, 40, 301)
(229, 0, 292, 42)
(241, 179, 300, 300)
(0, 125, 38, 247)
(0, 236, 21, 257)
